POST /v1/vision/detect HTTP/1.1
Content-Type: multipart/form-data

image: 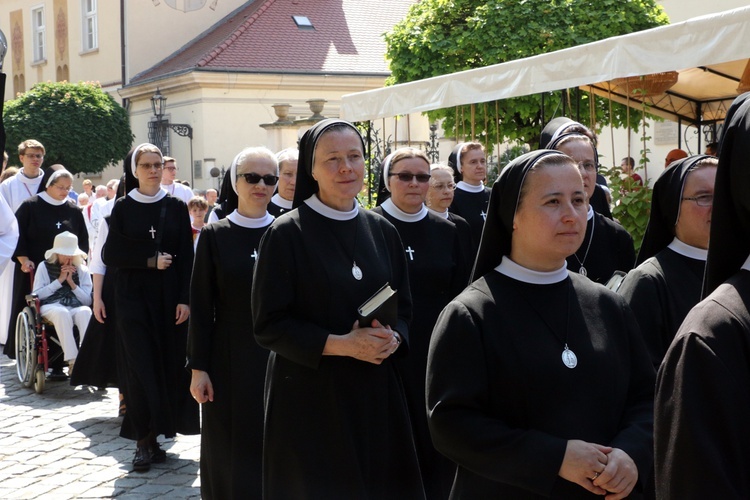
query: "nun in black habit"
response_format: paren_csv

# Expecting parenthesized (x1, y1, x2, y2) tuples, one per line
(70, 174, 128, 390)
(103, 143, 198, 472)
(252, 119, 424, 499)
(447, 142, 491, 256)
(372, 147, 469, 499)
(187, 147, 277, 500)
(427, 150, 655, 499)
(618, 155, 717, 368)
(539, 118, 612, 219)
(541, 119, 635, 284)
(655, 93, 750, 499)
(5, 169, 88, 360)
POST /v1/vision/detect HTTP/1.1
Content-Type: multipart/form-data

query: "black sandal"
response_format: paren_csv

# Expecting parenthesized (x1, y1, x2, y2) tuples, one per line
(150, 441, 167, 463)
(132, 444, 151, 472)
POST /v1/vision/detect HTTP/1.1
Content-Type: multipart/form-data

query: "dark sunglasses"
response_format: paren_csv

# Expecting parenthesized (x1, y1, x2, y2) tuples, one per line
(388, 172, 431, 183)
(239, 173, 279, 185)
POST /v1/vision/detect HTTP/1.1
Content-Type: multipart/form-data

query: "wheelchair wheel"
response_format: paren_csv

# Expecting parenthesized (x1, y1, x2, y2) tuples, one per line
(34, 367, 45, 394)
(15, 306, 38, 388)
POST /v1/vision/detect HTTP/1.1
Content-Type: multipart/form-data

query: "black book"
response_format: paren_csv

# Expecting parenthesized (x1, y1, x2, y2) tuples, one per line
(357, 283, 397, 328)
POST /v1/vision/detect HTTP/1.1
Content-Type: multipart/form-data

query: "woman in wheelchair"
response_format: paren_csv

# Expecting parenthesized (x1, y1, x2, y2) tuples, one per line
(32, 231, 92, 376)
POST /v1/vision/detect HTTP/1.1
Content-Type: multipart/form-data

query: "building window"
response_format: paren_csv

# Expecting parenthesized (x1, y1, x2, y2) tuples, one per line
(31, 6, 46, 62)
(292, 15, 314, 30)
(82, 0, 98, 51)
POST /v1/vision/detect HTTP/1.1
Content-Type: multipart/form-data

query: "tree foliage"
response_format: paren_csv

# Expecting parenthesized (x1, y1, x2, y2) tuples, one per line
(4, 81, 133, 174)
(384, 0, 669, 151)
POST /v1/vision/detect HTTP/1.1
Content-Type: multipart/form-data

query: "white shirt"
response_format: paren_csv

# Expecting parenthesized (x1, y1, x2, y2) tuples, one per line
(33, 261, 93, 307)
(89, 221, 109, 276)
(161, 182, 195, 205)
(0, 170, 44, 211)
(0, 197, 19, 275)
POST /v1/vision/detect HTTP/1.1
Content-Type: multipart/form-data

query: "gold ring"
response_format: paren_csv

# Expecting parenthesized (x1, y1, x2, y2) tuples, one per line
(592, 471, 600, 480)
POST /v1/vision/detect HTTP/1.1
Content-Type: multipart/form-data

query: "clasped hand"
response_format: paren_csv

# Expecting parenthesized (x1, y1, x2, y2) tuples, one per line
(324, 319, 401, 365)
(57, 264, 77, 287)
(559, 440, 638, 499)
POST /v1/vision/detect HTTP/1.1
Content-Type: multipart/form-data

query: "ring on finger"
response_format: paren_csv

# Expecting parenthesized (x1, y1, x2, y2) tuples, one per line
(591, 471, 600, 480)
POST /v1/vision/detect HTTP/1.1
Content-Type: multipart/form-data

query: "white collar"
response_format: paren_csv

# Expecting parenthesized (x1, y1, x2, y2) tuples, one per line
(495, 255, 569, 284)
(38, 192, 66, 206)
(271, 193, 293, 210)
(380, 198, 428, 222)
(742, 254, 750, 272)
(128, 188, 167, 204)
(428, 207, 450, 219)
(227, 209, 274, 228)
(304, 194, 359, 221)
(669, 237, 708, 261)
(587, 204, 595, 221)
(18, 170, 44, 184)
(456, 180, 485, 193)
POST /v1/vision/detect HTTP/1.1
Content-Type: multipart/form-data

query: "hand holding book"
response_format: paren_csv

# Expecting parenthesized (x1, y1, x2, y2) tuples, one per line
(357, 283, 397, 328)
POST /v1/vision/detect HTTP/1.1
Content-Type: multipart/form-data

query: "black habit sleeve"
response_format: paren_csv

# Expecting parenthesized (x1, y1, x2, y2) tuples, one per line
(618, 267, 666, 368)
(252, 221, 331, 369)
(174, 202, 193, 305)
(12, 200, 30, 260)
(187, 226, 217, 372)
(606, 299, 657, 479)
(655, 280, 750, 499)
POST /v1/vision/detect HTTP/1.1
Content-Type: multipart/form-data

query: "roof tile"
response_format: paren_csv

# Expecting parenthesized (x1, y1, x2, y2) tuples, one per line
(131, 0, 417, 83)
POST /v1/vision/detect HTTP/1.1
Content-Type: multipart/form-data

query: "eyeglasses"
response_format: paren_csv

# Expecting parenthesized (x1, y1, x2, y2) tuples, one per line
(431, 182, 456, 190)
(389, 172, 431, 183)
(576, 161, 598, 172)
(51, 184, 72, 192)
(24, 153, 44, 159)
(682, 194, 713, 207)
(137, 162, 164, 170)
(164, 166, 177, 171)
(239, 173, 279, 185)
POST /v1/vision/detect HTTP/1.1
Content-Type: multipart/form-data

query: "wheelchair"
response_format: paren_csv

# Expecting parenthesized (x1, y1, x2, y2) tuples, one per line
(15, 291, 72, 394)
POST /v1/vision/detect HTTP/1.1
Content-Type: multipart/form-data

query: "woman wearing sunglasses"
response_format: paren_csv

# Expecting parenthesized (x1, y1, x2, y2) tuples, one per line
(188, 147, 277, 499)
(252, 120, 424, 498)
(372, 147, 470, 498)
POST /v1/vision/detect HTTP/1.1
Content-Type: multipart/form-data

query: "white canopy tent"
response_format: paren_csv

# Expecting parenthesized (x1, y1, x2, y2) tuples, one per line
(341, 5, 750, 129)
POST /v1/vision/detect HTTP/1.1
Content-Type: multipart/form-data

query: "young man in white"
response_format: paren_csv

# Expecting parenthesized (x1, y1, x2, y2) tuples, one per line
(161, 156, 194, 204)
(0, 139, 48, 346)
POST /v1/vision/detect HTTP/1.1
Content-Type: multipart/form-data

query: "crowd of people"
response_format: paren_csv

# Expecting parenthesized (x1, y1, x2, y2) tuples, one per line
(0, 91, 748, 499)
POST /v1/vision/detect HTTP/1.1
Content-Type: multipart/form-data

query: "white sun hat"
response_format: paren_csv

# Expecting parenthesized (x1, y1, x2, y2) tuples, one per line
(44, 231, 88, 260)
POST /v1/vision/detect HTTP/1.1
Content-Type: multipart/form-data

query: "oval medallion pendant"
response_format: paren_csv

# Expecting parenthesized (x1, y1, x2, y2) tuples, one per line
(579, 266, 587, 277)
(562, 345, 577, 369)
(352, 263, 363, 281)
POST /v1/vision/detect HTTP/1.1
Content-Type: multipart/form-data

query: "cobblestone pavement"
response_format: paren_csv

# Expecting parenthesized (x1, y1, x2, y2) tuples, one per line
(0, 354, 201, 499)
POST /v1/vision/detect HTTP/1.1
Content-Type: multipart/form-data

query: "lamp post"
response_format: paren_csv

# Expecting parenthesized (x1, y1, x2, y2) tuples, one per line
(426, 122, 440, 163)
(149, 88, 195, 186)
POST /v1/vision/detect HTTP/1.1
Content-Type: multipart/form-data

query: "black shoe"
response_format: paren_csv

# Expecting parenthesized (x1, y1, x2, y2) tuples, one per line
(47, 368, 68, 382)
(132, 445, 151, 472)
(150, 441, 167, 463)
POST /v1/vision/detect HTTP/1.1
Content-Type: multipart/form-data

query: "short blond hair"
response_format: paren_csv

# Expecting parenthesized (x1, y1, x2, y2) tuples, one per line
(18, 139, 45, 156)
